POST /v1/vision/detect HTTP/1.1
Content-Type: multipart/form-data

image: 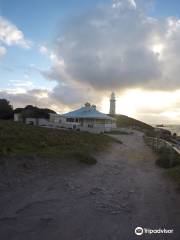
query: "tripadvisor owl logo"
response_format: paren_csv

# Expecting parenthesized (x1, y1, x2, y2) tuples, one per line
(134, 226, 174, 235)
(135, 227, 143, 236)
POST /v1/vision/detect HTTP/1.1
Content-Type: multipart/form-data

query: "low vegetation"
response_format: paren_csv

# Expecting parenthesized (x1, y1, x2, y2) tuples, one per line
(154, 146, 180, 190)
(0, 120, 114, 164)
(0, 99, 13, 120)
(156, 147, 180, 169)
(113, 114, 154, 131)
(108, 130, 133, 135)
(167, 166, 180, 190)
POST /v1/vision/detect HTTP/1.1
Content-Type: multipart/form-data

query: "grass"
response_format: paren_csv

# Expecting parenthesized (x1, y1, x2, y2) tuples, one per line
(167, 166, 180, 190)
(155, 146, 180, 190)
(0, 120, 114, 164)
(105, 134, 123, 144)
(113, 114, 153, 131)
(108, 130, 133, 135)
(156, 147, 180, 169)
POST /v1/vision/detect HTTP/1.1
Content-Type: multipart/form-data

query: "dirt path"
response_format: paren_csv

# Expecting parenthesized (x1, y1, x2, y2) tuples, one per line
(0, 131, 180, 239)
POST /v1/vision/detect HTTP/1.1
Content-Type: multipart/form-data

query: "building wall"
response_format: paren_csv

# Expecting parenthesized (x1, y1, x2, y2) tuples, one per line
(14, 113, 22, 122)
(110, 99, 116, 115)
(49, 113, 66, 124)
(25, 118, 49, 126)
(25, 118, 38, 125)
(38, 118, 49, 126)
(79, 126, 104, 133)
(49, 113, 56, 122)
(79, 120, 116, 133)
(79, 124, 115, 133)
(49, 113, 116, 133)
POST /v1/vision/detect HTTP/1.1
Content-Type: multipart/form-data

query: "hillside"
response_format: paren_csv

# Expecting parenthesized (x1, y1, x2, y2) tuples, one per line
(113, 114, 154, 131)
(0, 120, 113, 163)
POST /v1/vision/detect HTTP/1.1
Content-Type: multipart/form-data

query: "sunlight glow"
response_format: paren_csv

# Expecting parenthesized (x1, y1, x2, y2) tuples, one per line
(100, 89, 180, 123)
(160, 111, 180, 120)
(152, 43, 164, 55)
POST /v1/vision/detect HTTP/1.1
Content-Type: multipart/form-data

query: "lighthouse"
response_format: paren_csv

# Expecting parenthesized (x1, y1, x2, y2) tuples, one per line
(109, 92, 116, 115)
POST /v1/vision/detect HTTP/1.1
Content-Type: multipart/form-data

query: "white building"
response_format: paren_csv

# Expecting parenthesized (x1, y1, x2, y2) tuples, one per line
(50, 103, 116, 133)
(14, 113, 49, 126)
(25, 118, 49, 126)
(14, 113, 22, 122)
(109, 92, 116, 115)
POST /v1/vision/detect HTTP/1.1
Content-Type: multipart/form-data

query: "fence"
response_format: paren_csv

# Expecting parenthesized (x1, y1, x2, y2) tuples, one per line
(143, 135, 180, 155)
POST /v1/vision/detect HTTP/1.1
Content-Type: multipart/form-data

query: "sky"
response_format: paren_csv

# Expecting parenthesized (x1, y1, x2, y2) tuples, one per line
(1, 0, 180, 124)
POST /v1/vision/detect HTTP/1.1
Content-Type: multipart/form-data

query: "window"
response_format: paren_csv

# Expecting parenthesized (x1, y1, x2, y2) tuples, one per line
(96, 119, 105, 124)
(66, 118, 75, 122)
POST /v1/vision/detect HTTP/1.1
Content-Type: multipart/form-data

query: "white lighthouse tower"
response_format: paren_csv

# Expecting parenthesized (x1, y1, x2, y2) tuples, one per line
(109, 92, 116, 115)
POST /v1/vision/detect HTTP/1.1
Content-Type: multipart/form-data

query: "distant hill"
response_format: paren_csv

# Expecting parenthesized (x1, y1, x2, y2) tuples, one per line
(112, 114, 173, 140)
(112, 114, 154, 131)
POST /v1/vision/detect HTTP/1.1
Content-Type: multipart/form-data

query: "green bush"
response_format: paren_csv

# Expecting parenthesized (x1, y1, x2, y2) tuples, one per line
(156, 147, 180, 168)
(167, 166, 180, 190)
(0, 146, 12, 156)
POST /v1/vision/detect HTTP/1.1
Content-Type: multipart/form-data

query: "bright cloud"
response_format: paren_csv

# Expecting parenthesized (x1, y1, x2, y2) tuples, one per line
(39, 45, 48, 55)
(0, 16, 31, 59)
(112, 0, 136, 9)
(100, 88, 180, 124)
(0, 16, 30, 48)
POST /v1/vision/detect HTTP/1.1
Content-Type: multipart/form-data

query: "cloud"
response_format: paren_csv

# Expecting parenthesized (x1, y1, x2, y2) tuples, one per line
(51, 82, 103, 106)
(129, 0, 136, 8)
(9, 80, 33, 87)
(0, 88, 51, 108)
(0, 16, 30, 48)
(39, 48, 105, 106)
(39, 45, 48, 55)
(112, 0, 136, 9)
(0, 16, 31, 59)
(40, 0, 180, 92)
(3, 0, 180, 124)
(0, 45, 6, 58)
(0, 88, 78, 114)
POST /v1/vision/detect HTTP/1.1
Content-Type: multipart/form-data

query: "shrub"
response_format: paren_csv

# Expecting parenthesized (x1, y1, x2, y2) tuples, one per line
(0, 146, 11, 156)
(73, 152, 97, 165)
(0, 99, 13, 120)
(156, 147, 180, 168)
(167, 166, 180, 190)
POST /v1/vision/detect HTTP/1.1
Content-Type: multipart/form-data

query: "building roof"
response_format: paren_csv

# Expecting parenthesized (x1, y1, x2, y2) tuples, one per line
(62, 104, 115, 120)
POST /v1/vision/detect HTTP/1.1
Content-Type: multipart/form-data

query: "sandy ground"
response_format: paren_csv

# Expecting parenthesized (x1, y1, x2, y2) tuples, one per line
(0, 131, 180, 240)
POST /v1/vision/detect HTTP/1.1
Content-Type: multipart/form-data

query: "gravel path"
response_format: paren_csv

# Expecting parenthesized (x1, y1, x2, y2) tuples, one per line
(0, 131, 180, 239)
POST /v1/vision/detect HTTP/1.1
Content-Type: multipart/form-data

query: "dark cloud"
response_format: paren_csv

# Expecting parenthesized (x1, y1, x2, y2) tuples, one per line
(0, 85, 104, 112)
(42, 0, 162, 91)
(0, 89, 49, 108)
(41, 0, 180, 93)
